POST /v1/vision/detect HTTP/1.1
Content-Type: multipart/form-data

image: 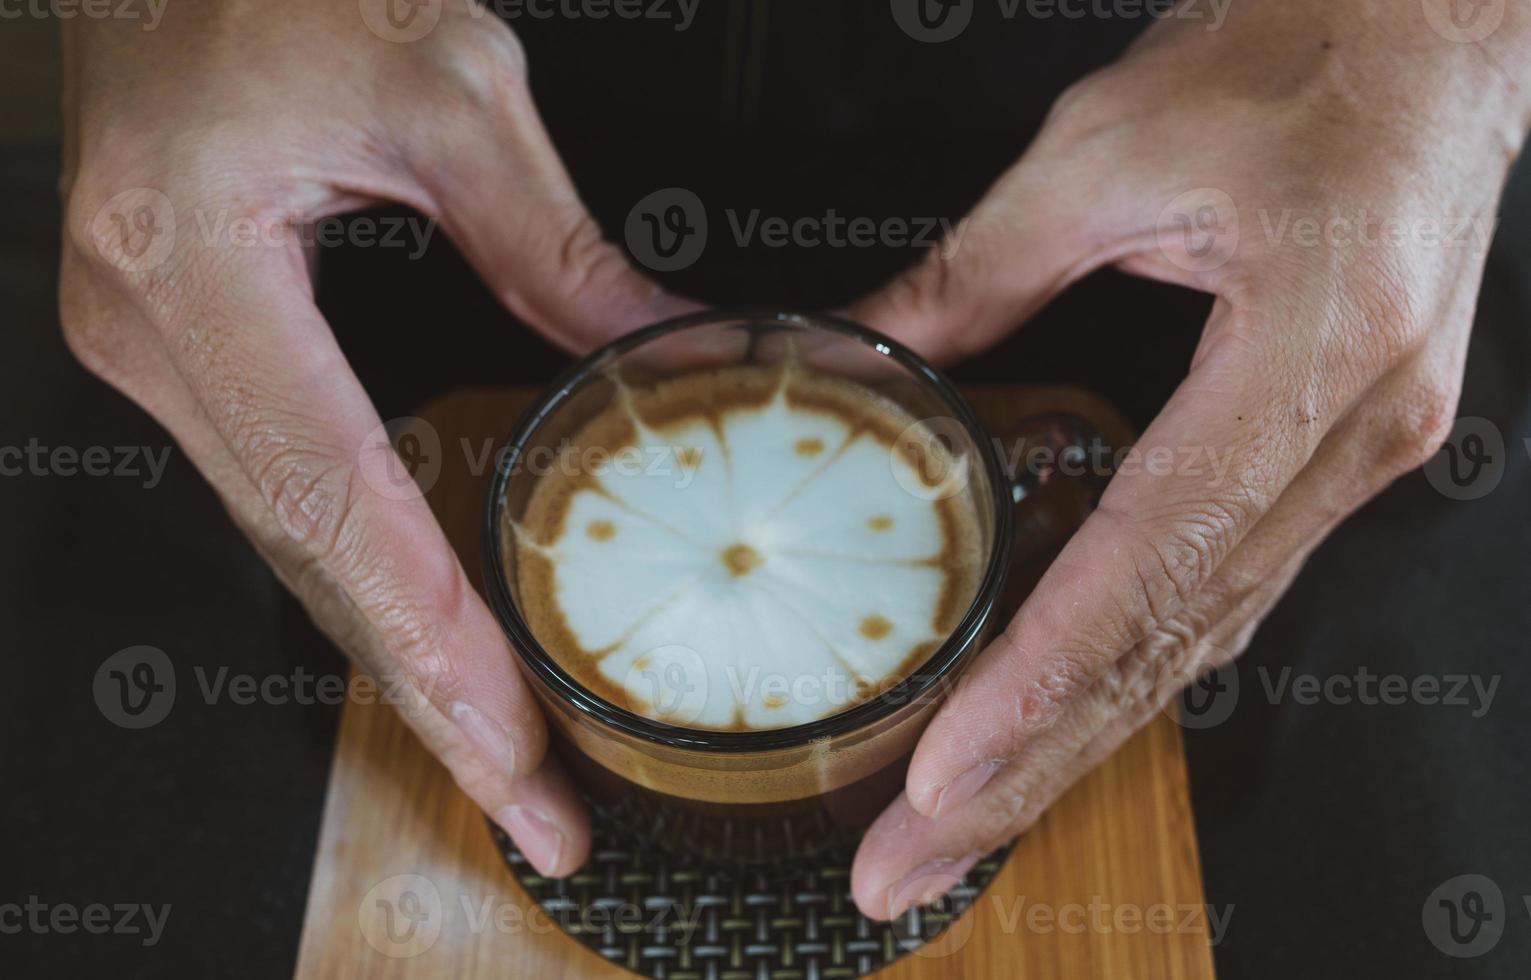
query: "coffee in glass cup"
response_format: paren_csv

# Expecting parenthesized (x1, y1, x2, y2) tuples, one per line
(484, 311, 1095, 865)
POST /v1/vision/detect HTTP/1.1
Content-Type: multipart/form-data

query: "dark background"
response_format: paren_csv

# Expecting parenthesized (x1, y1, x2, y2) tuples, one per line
(4, 2, 1529, 977)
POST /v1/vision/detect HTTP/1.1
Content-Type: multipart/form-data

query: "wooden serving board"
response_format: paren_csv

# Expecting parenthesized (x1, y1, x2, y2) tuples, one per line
(294, 386, 1217, 980)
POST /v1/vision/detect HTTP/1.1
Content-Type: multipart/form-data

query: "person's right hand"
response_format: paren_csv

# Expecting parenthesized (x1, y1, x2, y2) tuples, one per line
(59, 0, 687, 876)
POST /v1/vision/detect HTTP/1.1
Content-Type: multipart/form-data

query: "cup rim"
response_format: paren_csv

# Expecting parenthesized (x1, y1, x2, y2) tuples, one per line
(481, 309, 1012, 754)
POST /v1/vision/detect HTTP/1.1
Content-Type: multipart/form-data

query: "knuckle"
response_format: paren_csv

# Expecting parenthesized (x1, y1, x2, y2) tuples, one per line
(1384, 380, 1459, 473)
(62, 180, 157, 284)
(550, 210, 643, 307)
(1133, 522, 1214, 627)
(1115, 481, 1265, 632)
(1043, 72, 1113, 135)
(420, 14, 529, 110)
(884, 249, 957, 327)
(1098, 500, 1238, 634)
(58, 275, 127, 384)
(871, 242, 988, 354)
(243, 428, 360, 561)
(1119, 623, 1199, 707)
(390, 612, 462, 702)
(63, 190, 113, 273)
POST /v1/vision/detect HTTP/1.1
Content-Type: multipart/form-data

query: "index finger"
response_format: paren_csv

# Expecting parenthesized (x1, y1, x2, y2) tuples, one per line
(131, 224, 584, 874)
(903, 297, 1346, 818)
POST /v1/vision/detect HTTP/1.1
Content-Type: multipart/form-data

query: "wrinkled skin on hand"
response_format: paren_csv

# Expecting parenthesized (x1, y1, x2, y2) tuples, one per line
(59, 0, 695, 876)
(845, 0, 1531, 918)
(59, 0, 1531, 909)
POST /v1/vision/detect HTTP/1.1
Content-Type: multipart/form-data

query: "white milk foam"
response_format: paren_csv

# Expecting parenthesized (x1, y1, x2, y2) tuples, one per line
(517, 369, 979, 731)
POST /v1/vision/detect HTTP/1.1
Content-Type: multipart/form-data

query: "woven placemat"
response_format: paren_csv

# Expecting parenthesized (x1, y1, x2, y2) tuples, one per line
(489, 811, 1011, 980)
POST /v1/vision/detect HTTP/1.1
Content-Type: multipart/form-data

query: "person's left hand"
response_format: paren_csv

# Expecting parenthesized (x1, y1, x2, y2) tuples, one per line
(846, 0, 1530, 918)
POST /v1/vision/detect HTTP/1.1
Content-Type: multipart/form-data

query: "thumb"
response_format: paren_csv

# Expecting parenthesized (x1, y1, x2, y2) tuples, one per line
(847, 128, 1146, 364)
(405, 17, 699, 352)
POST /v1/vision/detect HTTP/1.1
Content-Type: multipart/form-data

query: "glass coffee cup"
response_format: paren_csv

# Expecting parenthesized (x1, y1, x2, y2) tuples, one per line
(482, 310, 1103, 866)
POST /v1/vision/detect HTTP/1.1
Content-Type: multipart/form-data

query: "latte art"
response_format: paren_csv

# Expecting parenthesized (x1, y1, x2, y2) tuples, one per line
(511, 365, 984, 731)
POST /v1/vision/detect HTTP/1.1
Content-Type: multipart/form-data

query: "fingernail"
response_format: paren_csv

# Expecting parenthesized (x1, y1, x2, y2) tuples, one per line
(498, 805, 565, 876)
(450, 700, 517, 776)
(885, 852, 982, 919)
(649, 288, 704, 319)
(932, 759, 1002, 818)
